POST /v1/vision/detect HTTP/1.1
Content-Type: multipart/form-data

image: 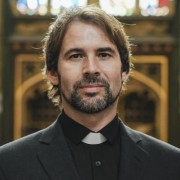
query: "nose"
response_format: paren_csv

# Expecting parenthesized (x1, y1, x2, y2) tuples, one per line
(82, 56, 100, 76)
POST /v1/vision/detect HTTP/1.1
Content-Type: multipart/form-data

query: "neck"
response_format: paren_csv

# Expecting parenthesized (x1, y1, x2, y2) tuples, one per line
(63, 101, 118, 132)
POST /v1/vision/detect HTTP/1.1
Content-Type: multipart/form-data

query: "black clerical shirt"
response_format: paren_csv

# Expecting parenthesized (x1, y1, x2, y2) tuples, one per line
(60, 112, 121, 180)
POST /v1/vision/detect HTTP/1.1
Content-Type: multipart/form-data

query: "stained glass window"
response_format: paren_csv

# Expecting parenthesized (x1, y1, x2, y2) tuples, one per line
(51, 0, 88, 15)
(99, 0, 136, 16)
(139, 0, 171, 16)
(11, 0, 175, 16)
(99, 0, 175, 16)
(14, 0, 88, 15)
(16, 0, 48, 15)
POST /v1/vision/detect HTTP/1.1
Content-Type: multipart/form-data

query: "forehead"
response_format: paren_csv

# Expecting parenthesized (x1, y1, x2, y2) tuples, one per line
(62, 21, 114, 46)
(69, 20, 103, 31)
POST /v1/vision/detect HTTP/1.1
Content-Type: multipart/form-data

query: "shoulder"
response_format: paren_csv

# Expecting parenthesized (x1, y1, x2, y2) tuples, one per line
(0, 119, 58, 159)
(0, 129, 45, 178)
(0, 125, 57, 179)
(0, 129, 44, 158)
(122, 124, 180, 178)
(123, 124, 180, 158)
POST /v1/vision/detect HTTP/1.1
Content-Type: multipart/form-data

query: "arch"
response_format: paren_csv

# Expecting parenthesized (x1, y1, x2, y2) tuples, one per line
(14, 73, 44, 139)
(125, 70, 168, 141)
(132, 70, 166, 98)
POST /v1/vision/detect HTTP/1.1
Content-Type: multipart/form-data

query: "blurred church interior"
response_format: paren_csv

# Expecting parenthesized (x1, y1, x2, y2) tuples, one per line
(0, 0, 180, 148)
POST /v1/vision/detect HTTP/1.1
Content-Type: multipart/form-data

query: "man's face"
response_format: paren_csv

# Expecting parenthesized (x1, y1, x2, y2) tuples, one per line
(50, 21, 128, 113)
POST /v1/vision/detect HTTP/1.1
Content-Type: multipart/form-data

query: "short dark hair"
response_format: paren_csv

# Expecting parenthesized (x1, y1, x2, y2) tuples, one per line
(42, 6, 132, 106)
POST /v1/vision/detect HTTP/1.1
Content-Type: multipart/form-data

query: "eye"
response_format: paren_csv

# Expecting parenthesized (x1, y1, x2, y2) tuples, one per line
(69, 54, 83, 60)
(98, 53, 111, 59)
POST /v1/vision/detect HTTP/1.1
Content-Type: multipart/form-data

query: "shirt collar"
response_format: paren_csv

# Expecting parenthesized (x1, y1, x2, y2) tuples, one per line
(59, 110, 120, 145)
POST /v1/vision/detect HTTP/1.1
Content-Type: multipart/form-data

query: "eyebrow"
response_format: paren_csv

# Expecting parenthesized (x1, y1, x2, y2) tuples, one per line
(64, 48, 83, 57)
(96, 47, 116, 53)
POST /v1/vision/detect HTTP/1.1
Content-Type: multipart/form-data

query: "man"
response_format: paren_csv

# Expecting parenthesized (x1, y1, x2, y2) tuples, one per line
(0, 6, 180, 180)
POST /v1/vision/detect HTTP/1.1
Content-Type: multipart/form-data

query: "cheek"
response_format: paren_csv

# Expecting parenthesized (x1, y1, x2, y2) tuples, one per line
(60, 75, 72, 90)
(108, 69, 123, 91)
(59, 72, 79, 93)
(58, 62, 82, 82)
(57, 65, 73, 89)
(105, 65, 122, 80)
(112, 73, 122, 88)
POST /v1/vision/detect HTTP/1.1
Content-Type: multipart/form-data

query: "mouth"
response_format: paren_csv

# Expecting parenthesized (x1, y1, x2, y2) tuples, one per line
(79, 84, 104, 93)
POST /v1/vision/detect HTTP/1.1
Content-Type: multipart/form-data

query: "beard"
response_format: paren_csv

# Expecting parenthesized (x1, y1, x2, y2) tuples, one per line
(60, 74, 120, 114)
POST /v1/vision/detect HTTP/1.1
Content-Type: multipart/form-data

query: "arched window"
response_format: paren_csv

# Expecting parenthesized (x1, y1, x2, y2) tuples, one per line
(14, 0, 88, 15)
(10, 0, 175, 16)
(99, 0, 174, 16)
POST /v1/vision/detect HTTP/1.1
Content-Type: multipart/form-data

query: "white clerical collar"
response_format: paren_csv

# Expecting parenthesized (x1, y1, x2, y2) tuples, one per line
(81, 132, 107, 145)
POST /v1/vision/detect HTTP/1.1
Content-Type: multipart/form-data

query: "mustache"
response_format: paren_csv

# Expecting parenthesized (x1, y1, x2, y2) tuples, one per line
(73, 74, 109, 90)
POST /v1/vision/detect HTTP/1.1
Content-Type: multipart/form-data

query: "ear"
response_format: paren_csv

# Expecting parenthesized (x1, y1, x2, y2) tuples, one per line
(122, 71, 129, 83)
(47, 70, 59, 85)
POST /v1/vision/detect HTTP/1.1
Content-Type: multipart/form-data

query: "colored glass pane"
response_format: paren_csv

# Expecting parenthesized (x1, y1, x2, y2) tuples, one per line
(16, 0, 48, 15)
(14, 0, 175, 16)
(99, 0, 136, 16)
(50, 0, 88, 15)
(139, 0, 173, 16)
